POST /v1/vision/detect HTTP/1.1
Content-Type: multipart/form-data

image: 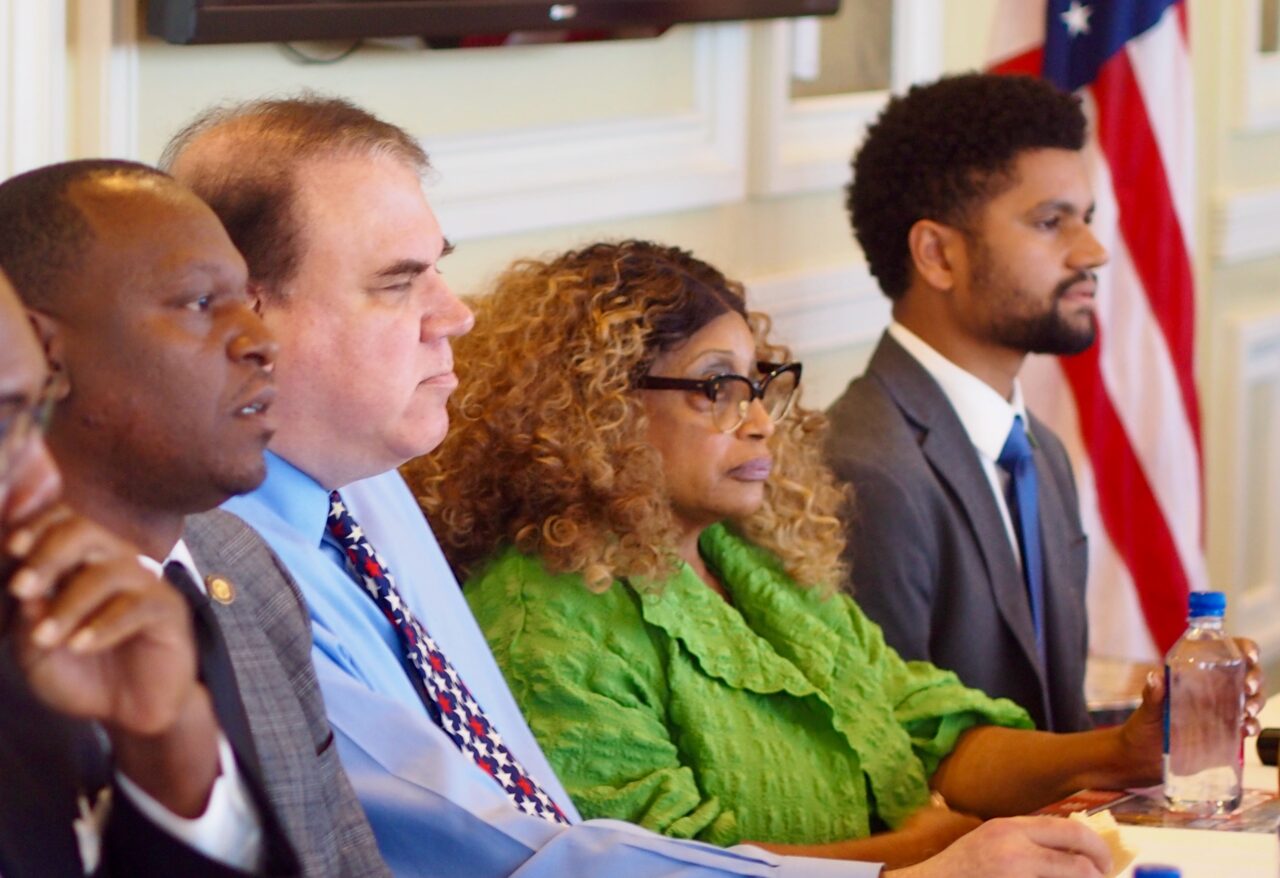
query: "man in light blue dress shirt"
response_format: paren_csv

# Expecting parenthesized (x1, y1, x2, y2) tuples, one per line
(166, 94, 1113, 878)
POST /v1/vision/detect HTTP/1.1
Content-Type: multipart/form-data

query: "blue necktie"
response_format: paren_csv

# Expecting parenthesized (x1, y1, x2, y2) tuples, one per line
(997, 415, 1046, 664)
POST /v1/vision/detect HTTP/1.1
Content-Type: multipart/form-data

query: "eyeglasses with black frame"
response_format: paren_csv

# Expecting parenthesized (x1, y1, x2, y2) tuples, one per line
(637, 361, 802, 433)
(0, 375, 59, 483)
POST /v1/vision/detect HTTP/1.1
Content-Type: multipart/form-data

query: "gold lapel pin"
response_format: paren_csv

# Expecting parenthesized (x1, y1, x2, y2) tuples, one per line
(205, 574, 236, 605)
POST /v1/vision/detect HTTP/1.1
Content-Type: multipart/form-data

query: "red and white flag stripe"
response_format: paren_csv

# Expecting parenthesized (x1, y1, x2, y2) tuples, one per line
(988, 0, 1205, 659)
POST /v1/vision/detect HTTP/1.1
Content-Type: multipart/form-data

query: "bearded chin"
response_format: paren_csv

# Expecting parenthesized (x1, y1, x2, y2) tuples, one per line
(1014, 307, 1098, 356)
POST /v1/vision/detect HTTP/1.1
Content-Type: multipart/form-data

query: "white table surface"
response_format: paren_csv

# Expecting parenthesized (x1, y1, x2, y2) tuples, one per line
(1115, 695, 1279, 877)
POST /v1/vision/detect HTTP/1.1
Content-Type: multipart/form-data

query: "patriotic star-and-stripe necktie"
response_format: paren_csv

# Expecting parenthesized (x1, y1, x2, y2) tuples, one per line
(325, 490, 568, 825)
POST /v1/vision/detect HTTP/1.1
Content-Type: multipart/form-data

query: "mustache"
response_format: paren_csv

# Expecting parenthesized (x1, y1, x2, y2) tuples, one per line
(1053, 270, 1096, 298)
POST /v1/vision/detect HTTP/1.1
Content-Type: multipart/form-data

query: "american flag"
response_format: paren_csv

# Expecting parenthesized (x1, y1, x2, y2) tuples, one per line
(988, 0, 1204, 658)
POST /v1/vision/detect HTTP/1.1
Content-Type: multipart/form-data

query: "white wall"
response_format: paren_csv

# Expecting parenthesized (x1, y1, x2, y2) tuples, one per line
(1195, 0, 1280, 659)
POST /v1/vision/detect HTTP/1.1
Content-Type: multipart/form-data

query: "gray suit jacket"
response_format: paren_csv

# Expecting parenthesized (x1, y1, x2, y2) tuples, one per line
(824, 333, 1091, 732)
(184, 510, 389, 878)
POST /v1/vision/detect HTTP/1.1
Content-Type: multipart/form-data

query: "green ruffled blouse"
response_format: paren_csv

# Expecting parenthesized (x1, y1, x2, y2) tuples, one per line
(465, 523, 1032, 847)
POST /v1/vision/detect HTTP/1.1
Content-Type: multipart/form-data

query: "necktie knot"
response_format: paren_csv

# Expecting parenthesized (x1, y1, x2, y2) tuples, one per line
(998, 415, 1034, 471)
(165, 560, 208, 610)
(326, 490, 354, 542)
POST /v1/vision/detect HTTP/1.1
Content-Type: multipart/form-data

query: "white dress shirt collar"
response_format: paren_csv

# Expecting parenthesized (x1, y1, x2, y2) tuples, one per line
(887, 321, 1030, 460)
(138, 539, 203, 595)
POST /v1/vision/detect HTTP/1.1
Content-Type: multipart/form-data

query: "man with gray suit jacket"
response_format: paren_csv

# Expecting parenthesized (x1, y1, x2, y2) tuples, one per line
(0, 160, 388, 876)
(825, 73, 1105, 732)
(0, 266, 263, 878)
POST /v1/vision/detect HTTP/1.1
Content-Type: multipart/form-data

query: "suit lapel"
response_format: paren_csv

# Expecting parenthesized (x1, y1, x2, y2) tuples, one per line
(184, 509, 381, 877)
(868, 334, 1047, 686)
(182, 512, 316, 875)
(165, 562, 265, 785)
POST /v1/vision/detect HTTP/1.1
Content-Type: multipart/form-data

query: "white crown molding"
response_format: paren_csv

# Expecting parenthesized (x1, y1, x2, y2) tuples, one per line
(69, 18, 747, 239)
(744, 260, 889, 356)
(1, 0, 67, 178)
(428, 24, 749, 239)
(747, 0, 942, 197)
(1212, 185, 1280, 264)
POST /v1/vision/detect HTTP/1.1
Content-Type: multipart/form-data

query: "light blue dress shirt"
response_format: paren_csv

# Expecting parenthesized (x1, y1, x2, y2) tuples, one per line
(224, 452, 882, 878)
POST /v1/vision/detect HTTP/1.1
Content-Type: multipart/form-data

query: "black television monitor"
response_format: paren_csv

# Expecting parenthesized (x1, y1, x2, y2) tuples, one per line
(148, 0, 841, 45)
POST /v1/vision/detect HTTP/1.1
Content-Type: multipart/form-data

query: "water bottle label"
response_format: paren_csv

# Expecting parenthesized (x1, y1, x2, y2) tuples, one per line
(1162, 664, 1171, 756)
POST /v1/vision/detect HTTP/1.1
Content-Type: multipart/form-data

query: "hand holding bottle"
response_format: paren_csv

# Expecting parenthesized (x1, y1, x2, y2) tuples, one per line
(1111, 629, 1261, 796)
(1161, 592, 1262, 814)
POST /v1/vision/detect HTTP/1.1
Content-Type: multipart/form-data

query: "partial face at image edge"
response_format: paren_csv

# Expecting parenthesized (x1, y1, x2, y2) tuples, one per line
(0, 276, 60, 526)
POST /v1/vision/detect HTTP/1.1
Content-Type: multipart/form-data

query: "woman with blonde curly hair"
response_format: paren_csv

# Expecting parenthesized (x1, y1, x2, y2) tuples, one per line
(404, 240, 1171, 869)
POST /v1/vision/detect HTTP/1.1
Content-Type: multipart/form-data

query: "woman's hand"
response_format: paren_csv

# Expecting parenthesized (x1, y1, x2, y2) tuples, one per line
(893, 800, 982, 862)
(1113, 671, 1166, 785)
(1237, 638, 1265, 737)
(1119, 638, 1264, 778)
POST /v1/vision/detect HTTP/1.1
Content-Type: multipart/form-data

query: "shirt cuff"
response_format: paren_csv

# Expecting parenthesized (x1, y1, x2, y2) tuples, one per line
(115, 731, 264, 871)
(773, 855, 885, 877)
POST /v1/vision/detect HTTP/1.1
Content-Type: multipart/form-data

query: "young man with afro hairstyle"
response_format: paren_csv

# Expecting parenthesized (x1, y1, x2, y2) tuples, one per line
(825, 72, 1107, 732)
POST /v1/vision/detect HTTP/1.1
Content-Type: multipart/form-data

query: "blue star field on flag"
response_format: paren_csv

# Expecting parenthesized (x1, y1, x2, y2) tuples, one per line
(1043, 0, 1179, 90)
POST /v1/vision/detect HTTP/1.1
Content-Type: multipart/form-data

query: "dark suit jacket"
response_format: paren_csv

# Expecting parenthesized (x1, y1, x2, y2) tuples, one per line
(0, 510, 387, 877)
(824, 332, 1091, 732)
(184, 509, 388, 878)
(0, 639, 280, 877)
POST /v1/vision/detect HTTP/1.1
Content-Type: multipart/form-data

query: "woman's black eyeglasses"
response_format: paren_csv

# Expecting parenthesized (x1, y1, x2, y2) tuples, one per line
(637, 361, 801, 433)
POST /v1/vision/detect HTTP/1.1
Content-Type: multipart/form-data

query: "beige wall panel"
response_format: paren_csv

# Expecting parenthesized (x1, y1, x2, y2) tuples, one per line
(134, 29, 697, 161)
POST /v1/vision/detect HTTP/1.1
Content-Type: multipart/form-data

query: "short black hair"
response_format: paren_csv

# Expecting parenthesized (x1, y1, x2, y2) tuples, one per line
(0, 159, 170, 309)
(847, 72, 1086, 300)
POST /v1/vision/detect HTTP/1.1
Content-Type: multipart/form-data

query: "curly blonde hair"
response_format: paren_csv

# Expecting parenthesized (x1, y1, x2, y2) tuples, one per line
(404, 240, 849, 595)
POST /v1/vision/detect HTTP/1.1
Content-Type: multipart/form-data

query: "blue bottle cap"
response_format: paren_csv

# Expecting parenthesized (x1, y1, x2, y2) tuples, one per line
(1188, 590, 1226, 617)
(1133, 866, 1181, 878)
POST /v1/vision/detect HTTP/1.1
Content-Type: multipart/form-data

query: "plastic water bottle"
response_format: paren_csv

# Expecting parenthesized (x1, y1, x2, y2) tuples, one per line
(1162, 590, 1246, 814)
